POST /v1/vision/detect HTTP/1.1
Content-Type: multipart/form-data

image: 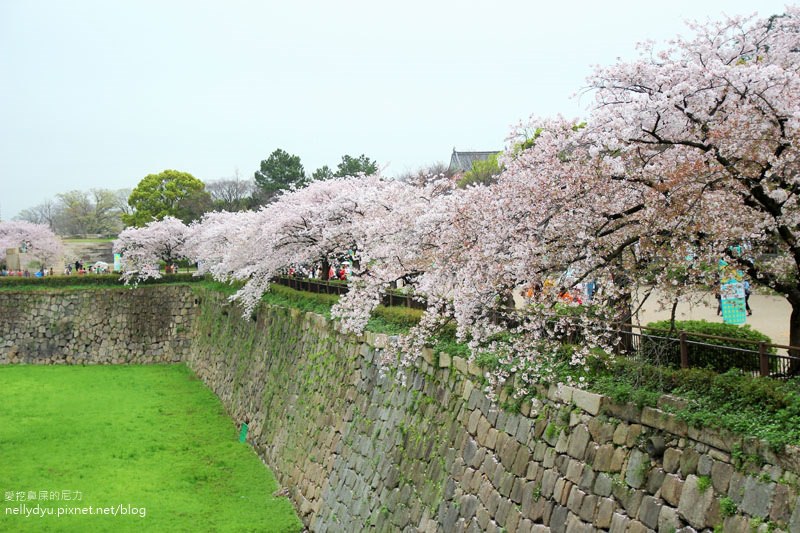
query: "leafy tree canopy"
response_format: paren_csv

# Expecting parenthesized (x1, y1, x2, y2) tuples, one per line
(457, 153, 503, 188)
(123, 170, 211, 227)
(334, 154, 378, 177)
(311, 165, 334, 181)
(254, 149, 307, 199)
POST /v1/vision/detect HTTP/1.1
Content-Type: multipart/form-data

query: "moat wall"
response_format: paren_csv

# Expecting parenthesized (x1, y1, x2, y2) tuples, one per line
(3, 286, 800, 532)
(0, 287, 196, 364)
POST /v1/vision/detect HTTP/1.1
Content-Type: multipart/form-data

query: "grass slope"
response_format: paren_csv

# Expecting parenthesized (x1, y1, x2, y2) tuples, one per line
(0, 364, 301, 532)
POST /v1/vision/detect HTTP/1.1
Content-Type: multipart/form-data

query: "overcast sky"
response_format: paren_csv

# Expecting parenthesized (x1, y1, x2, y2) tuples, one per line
(0, 1, 790, 220)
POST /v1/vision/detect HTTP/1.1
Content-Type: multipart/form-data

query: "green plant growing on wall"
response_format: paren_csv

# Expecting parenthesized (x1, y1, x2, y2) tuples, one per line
(720, 496, 737, 517)
(696, 475, 712, 493)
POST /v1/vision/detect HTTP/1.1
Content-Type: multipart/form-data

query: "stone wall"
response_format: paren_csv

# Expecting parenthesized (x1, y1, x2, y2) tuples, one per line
(3, 286, 800, 531)
(187, 290, 800, 533)
(0, 287, 196, 364)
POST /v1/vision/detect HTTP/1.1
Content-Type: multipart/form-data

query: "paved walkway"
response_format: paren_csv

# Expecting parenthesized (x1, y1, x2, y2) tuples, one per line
(511, 287, 793, 347)
(635, 290, 792, 347)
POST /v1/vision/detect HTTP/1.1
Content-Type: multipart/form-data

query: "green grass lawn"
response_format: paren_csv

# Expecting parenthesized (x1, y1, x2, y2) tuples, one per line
(0, 364, 302, 532)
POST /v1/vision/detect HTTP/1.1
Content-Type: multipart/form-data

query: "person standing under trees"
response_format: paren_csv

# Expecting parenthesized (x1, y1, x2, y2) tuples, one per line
(744, 279, 752, 316)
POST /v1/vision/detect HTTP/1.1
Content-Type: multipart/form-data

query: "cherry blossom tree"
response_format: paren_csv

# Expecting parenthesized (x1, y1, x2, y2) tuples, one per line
(183, 209, 261, 281)
(579, 9, 800, 349)
(0, 221, 63, 268)
(328, 177, 456, 333)
(113, 216, 189, 283)
(213, 175, 446, 317)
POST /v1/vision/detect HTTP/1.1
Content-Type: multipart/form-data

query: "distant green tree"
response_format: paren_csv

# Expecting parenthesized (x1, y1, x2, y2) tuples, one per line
(334, 154, 378, 177)
(311, 165, 334, 181)
(254, 149, 307, 201)
(123, 170, 211, 227)
(457, 153, 503, 188)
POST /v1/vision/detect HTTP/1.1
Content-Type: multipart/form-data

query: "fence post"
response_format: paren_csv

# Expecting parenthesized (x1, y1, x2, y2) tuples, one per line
(759, 342, 769, 377)
(679, 331, 689, 369)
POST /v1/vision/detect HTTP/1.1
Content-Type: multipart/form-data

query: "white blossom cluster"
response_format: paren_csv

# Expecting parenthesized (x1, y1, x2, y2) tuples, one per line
(0, 221, 63, 267)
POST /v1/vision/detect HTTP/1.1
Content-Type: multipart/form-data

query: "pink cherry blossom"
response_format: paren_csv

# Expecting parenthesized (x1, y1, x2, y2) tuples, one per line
(114, 216, 189, 282)
(0, 220, 63, 267)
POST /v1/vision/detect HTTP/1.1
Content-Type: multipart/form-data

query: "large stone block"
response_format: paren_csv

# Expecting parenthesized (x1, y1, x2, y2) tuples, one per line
(740, 475, 775, 519)
(515, 417, 533, 445)
(588, 417, 615, 445)
(609, 512, 630, 533)
(679, 447, 700, 477)
(770, 483, 793, 524)
(594, 473, 614, 498)
(658, 506, 681, 533)
(637, 495, 662, 530)
(547, 383, 575, 404)
(512, 446, 530, 478)
(593, 444, 616, 472)
(641, 406, 688, 437)
(677, 475, 714, 529)
(567, 485, 585, 514)
(710, 460, 733, 494)
(663, 448, 682, 474)
(687, 425, 741, 453)
(565, 459, 584, 485)
(645, 467, 666, 496)
(567, 424, 591, 461)
(661, 474, 684, 507)
(578, 493, 597, 523)
(625, 449, 650, 489)
(572, 389, 603, 416)
(603, 400, 642, 424)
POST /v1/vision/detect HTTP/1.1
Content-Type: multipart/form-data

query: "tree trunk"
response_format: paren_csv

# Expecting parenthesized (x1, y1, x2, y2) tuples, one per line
(788, 296, 800, 376)
(615, 291, 633, 354)
(320, 258, 331, 281)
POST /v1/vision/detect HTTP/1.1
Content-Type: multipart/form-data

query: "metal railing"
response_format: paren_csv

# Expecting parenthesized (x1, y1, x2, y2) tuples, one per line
(611, 324, 800, 379)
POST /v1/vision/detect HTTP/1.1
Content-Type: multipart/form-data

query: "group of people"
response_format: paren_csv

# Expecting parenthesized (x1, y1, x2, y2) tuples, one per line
(0, 258, 116, 278)
(286, 263, 350, 281)
(0, 266, 54, 277)
(519, 278, 598, 306)
(63, 260, 109, 275)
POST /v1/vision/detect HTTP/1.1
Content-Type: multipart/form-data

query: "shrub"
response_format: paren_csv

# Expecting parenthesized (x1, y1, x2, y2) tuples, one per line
(640, 320, 774, 373)
(372, 305, 422, 330)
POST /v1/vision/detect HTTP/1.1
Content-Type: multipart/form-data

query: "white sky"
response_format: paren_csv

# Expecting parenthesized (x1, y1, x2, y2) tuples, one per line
(0, 0, 791, 220)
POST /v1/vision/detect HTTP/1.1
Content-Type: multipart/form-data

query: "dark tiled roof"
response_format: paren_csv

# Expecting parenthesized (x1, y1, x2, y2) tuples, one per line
(448, 149, 500, 173)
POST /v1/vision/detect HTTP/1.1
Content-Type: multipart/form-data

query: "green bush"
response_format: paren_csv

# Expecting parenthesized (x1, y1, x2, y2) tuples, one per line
(640, 320, 774, 373)
(371, 305, 422, 330)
